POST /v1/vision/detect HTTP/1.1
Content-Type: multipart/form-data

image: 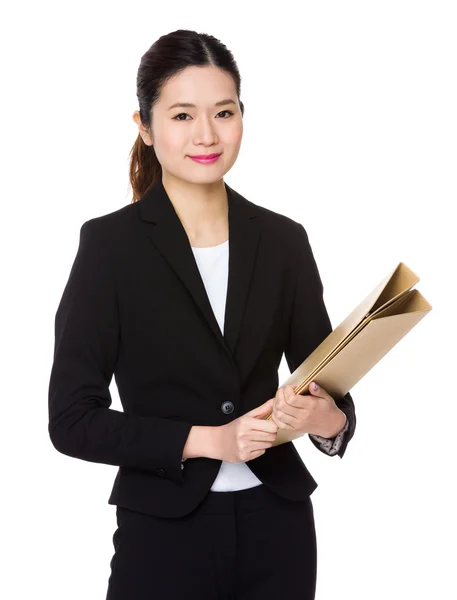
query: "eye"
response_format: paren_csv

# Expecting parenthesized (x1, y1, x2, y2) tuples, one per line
(173, 113, 191, 121)
(217, 110, 234, 118)
(172, 110, 234, 121)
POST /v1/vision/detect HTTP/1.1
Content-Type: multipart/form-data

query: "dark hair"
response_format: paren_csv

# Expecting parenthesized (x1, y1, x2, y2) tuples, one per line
(129, 29, 245, 203)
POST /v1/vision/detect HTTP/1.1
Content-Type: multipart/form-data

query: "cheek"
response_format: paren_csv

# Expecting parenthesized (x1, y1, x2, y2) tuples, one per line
(226, 124, 243, 147)
(153, 138, 186, 168)
(160, 133, 183, 154)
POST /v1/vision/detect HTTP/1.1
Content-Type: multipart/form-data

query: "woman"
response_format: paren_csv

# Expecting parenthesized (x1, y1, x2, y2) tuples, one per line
(48, 29, 356, 600)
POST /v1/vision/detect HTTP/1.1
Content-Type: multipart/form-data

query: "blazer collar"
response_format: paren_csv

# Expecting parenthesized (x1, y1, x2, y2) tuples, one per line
(137, 177, 262, 367)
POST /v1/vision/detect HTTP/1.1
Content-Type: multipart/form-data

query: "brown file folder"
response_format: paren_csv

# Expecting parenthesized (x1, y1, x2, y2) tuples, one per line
(265, 262, 432, 446)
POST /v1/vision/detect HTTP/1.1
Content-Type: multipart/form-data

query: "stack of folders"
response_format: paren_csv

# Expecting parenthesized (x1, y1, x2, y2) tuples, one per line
(265, 262, 432, 446)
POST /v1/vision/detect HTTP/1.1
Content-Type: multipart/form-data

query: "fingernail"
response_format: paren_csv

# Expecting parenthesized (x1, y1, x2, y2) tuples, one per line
(313, 382, 318, 391)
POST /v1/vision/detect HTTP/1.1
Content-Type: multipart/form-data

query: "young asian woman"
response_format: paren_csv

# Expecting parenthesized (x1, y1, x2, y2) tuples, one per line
(48, 28, 356, 600)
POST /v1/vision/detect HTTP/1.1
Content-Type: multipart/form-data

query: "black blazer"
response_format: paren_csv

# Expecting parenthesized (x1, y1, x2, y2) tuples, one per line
(48, 178, 356, 519)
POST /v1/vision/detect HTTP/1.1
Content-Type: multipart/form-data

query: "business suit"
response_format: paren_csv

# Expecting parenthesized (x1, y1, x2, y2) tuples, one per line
(48, 177, 356, 522)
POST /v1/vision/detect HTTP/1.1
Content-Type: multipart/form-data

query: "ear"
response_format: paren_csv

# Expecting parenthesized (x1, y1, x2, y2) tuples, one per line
(132, 110, 153, 146)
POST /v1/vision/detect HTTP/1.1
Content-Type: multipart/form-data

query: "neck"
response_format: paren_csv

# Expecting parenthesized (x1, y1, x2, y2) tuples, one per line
(161, 172, 229, 239)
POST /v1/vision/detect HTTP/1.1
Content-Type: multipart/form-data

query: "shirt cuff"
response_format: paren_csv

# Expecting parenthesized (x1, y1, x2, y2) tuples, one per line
(309, 414, 349, 456)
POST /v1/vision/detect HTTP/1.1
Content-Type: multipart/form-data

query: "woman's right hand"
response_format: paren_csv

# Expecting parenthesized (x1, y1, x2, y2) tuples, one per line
(213, 399, 279, 463)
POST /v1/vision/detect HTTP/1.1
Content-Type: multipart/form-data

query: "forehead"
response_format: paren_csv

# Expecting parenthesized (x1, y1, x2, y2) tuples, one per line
(158, 66, 236, 106)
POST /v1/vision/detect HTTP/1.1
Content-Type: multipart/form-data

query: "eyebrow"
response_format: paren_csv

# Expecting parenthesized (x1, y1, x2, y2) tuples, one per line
(167, 99, 237, 111)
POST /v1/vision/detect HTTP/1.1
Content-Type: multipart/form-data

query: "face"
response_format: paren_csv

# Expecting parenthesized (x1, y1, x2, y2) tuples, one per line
(133, 65, 243, 185)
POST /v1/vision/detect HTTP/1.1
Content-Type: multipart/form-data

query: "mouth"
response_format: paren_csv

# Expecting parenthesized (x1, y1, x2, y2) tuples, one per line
(188, 153, 222, 163)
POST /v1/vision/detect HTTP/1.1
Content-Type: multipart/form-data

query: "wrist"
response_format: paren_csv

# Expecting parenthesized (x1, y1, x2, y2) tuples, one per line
(324, 409, 347, 439)
(182, 425, 220, 460)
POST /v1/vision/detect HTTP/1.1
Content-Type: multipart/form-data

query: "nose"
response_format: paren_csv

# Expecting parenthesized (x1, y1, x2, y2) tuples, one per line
(192, 115, 218, 146)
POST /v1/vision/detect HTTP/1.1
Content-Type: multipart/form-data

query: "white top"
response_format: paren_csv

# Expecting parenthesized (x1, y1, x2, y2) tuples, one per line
(189, 238, 348, 492)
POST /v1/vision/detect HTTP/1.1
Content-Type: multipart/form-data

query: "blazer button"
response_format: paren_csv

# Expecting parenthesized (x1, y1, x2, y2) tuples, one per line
(221, 401, 234, 415)
(155, 468, 167, 477)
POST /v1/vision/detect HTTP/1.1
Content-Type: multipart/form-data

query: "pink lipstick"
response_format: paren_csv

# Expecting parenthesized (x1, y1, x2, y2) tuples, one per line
(189, 153, 221, 164)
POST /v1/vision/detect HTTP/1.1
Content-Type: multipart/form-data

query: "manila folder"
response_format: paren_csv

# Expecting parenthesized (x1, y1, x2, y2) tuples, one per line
(265, 262, 432, 446)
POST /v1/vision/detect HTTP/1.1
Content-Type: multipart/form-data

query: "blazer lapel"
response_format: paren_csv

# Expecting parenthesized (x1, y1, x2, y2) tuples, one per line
(137, 178, 261, 366)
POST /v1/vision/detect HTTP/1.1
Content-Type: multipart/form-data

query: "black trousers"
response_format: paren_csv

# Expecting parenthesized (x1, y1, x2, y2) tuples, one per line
(106, 483, 317, 600)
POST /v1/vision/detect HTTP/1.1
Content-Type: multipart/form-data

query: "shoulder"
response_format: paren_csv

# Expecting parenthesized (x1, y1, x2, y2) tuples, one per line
(69, 204, 139, 275)
(80, 202, 137, 237)
(77, 202, 140, 258)
(230, 186, 309, 250)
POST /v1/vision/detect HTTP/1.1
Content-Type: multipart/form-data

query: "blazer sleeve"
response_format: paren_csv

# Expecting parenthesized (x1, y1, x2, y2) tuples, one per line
(283, 223, 356, 458)
(48, 219, 193, 485)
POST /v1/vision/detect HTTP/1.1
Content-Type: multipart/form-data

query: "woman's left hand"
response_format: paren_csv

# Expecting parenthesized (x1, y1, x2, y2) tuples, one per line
(270, 382, 347, 438)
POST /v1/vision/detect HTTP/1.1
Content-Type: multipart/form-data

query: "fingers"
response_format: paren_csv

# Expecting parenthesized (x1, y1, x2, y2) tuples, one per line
(308, 381, 328, 398)
(248, 417, 278, 434)
(248, 430, 277, 442)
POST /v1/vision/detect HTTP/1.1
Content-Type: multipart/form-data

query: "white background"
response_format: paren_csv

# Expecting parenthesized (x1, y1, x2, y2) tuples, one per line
(2, 1, 456, 598)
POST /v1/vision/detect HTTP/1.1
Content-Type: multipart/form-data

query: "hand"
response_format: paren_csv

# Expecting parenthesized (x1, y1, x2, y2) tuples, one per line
(270, 382, 347, 438)
(214, 399, 279, 463)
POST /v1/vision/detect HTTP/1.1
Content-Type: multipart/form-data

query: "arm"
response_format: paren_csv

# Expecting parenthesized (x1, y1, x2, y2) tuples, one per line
(48, 219, 194, 485)
(283, 223, 356, 458)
